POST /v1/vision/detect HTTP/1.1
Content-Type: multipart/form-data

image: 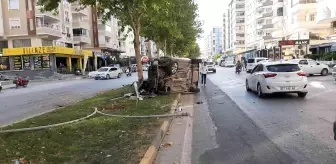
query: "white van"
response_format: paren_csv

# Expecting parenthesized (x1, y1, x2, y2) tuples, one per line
(246, 57, 268, 71)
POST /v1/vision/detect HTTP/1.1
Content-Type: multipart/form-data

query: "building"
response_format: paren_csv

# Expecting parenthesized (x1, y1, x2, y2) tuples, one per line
(0, 0, 124, 77)
(227, 0, 245, 54)
(245, 0, 274, 50)
(203, 27, 223, 60)
(271, 0, 329, 58)
(222, 13, 228, 52)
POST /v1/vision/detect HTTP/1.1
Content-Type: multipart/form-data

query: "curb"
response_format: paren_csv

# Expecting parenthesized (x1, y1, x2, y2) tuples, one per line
(139, 93, 181, 164)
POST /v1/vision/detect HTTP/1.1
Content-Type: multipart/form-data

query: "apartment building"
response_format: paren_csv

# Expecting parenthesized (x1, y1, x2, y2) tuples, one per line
(227, 0, 245, 53)
(271, 0, 330, 58)
(245, 0, 274, 50)
(0, 0, 125, 76)
(223, 13, 227, 51)
(203, 27, 223, 59)
(317, 0, 336, 42)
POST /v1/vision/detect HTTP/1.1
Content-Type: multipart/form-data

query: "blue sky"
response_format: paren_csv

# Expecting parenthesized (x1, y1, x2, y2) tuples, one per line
(196, 0, 228, 51)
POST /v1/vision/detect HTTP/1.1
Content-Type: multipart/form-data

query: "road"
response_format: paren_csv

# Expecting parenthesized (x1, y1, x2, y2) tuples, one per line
(0, 73, 143, 126)
(192, 67, 336, 164)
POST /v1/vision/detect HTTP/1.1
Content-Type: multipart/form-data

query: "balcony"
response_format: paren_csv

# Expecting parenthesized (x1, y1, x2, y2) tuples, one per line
(73, 34, 91, 44)
(35, 6, 60, 21)
(262, 12, 273, 18)
(98, 28, 114, 38)
(262, 24, 274, 29)
(71, 5, 89, 15)
(73, 20, 90, 29)
(263, 35, 273, 40)
(36, 24, 62, 39)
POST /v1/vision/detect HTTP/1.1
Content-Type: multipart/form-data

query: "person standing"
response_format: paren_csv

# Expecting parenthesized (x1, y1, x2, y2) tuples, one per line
(200, 62, 208, 86)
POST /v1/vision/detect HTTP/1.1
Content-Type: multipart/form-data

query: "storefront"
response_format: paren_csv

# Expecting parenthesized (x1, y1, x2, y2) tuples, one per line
(2, 46, 93, 73)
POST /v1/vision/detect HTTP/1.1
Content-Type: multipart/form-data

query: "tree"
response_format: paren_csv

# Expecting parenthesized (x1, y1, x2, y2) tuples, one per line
(213, 54, 222, 61)
(38, 0, 201, 83)
(185, 44, 201, 59)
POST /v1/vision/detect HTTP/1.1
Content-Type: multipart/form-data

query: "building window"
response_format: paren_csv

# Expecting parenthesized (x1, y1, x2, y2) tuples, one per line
(9, 18, 21, 29)
(306, 13, 316, 21)
(12, 39, 31, 48)
(277, 7, 283, 16)
(0, 57, 10, 71)
(34, 55, 50, 69)
(8, 0, 19, 10)
(65, 11, 70, 23)
(42, 39, 54, 46)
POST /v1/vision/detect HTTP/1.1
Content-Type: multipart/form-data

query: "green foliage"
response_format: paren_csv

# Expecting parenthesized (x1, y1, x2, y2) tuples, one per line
(37, 0, 201, 82)
(185, 44, 201, 59)
(213, 54, 222, 60)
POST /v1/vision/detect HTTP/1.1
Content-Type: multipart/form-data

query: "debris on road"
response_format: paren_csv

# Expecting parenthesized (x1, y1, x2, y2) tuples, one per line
(161, 142, 173, 148)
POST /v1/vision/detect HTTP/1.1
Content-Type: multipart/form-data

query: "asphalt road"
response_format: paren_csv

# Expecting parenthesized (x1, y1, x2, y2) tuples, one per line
(0, 73, 144, 126)
(193, 66, 336, 164)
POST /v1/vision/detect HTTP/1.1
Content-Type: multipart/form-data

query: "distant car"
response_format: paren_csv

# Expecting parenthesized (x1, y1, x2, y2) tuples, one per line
(206, 62, 216, 73)
(131, 64, 137, 72)
(223, 60, 235, 67)
(245, 61, 308, 98)
(290, 59, 329, 76)
(246, 57, 269, 71)
(89, 67, 122, 79)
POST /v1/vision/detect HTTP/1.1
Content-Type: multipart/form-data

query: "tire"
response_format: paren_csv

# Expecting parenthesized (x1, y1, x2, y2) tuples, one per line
(321, 68, 328, 76)
(213, 70, 216, 73)
(118, 73, 121, 78)
(298, 92, 307, 98)
(106, 74, 110, 79)
(257, 83, 265, 98)
(246, 80, 251, 92)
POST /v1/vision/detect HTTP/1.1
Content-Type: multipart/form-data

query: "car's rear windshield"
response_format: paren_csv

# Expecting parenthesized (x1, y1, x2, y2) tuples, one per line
(266, 64, 300, 72)
(257, 59, 267, 62)
(247, 59, 255, 63)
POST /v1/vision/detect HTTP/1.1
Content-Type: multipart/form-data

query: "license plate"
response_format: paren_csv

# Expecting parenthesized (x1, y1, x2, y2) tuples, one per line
(280, 86, 295, 90)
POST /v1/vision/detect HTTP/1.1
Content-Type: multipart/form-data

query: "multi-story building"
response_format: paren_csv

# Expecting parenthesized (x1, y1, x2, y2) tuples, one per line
(317, 0, 336, 42)
(227, 0, 245, 53)
(245, 0, 274, 50)
(203, 27, 223, 59)
(223, 13, 228, 51)
(271, 0, 329, 58)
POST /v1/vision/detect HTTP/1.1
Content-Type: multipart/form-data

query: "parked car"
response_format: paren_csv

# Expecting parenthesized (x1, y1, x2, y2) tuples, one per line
(245, 61, 308, 98)
(131, 64, 137, 72)
(88, 67, 122, 79)
(206, 61, 216, 73)
(290, 59, 329, 76)
(246, 57, 269, 71)
(222, 60, 235, 67)
(143, 64, 149, 71)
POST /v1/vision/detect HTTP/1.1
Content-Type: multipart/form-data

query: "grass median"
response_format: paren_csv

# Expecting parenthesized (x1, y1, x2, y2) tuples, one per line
(0, 86, 174, 164)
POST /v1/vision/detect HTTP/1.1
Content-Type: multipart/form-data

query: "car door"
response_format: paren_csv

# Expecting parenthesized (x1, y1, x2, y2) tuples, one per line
(249, 64, 262, 90)
(308, 59, 321, 74)
(109, 68, 117, 77)
(298, 59, 310, 73)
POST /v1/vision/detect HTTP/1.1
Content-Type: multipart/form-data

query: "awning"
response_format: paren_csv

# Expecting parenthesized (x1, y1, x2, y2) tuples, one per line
(309, 43, 335, 49)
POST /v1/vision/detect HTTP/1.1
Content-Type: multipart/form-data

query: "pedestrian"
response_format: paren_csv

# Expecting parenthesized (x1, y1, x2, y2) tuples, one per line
(200, 62, 208, 86)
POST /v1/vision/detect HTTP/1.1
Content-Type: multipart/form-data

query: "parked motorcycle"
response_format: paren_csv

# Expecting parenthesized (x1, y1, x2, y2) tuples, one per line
(75, 68, 82, 75)
(13, 76, 29, 88)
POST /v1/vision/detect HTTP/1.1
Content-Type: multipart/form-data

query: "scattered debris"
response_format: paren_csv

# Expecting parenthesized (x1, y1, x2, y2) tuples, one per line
(196, 101, 203, 104)
(161, 142, 173, 148)
(175, 107, 182, 112)
(106, 155, 112, 158)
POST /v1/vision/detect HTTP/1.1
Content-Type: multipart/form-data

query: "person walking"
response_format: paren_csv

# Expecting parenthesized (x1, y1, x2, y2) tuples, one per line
(200, 62, 208, 86)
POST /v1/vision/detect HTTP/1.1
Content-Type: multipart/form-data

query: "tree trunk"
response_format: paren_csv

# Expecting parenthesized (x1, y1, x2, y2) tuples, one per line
(133, 21, 144, 84)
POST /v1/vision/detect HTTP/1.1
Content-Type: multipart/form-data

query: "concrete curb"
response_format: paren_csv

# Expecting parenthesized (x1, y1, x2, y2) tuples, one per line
(139, 93, 181, 164)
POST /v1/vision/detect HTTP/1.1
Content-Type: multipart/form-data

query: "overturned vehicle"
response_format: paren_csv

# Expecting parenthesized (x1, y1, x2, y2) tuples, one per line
(140, 57, 202, 94)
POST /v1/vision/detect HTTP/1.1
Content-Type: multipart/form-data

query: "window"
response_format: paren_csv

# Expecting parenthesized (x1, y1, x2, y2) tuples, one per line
(299, 60, 308, 65)
(12, 39, 31, 48)
(9, 18, 21, 29)
(42, 39, 53, 46)
(310, 14, 315, 21)
(0, 57, 10, 71)
(65, 11, 70, 22)
(34, 55, 50, 69)
(13, 56, 22, 70)
(277, 7, 283, 16)
(248, 59, 255, 63)
(266, 64, 300, 72)
(8, 0, 19, 9)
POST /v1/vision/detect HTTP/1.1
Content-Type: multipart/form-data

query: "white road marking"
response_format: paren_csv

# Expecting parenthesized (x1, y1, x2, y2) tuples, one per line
(309, 81, 325, 89)
(306, 89, 335, 99)
(180, 99, 193, 164)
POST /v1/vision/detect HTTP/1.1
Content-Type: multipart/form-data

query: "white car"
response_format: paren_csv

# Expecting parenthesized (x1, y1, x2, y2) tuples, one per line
(245, 61, 308, 98)
(289, 59, 329, 76)
(206, 62, 216, 73)
(89, 67, 122, 79)
(246, 57, 268, 71)
(223, 60, 235, 67)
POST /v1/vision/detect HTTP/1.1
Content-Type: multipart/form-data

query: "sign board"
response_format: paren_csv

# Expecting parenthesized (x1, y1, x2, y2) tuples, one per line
(278, 40, 310, 46)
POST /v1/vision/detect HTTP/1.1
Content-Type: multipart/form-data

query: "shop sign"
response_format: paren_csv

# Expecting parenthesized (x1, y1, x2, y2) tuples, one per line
(23, 46, 57, 54)
(278, 40, 310, 46)
(3, 46, 93, 57)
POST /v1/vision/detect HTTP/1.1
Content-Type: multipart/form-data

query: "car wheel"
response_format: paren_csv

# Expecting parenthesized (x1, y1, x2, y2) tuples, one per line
(246, 80, 251, 92)
(298, 92, 307, 98)
(257, 83, 265, 98)
(118, 73, 121, 78)
(213, 70, 216, 73)
(106, 74, 110, 79)
(321, 68, 328, 76)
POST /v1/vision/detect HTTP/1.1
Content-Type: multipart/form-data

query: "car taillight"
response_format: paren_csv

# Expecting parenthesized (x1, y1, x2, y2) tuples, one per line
(263, 73, 277, 78)
(297, 72, 306, 76)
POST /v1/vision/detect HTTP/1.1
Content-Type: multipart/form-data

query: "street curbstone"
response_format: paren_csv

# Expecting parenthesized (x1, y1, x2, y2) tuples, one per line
(139, 93, 181, 164)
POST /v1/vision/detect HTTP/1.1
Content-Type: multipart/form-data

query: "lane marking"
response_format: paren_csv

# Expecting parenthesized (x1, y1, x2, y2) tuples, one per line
(306, 89, 335, 99)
